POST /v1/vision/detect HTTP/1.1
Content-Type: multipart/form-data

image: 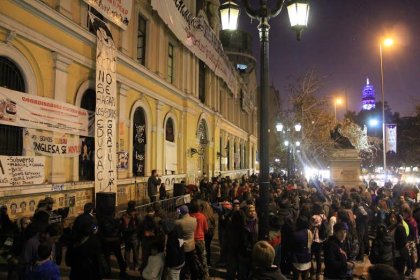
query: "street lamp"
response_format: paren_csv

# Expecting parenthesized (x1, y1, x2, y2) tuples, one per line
(379, 37, 393, 178)
(334, 97, 343, 122)
(220, 1, 240, 30)
(277, 122, 302, 182)
(220, 0, 310, 240)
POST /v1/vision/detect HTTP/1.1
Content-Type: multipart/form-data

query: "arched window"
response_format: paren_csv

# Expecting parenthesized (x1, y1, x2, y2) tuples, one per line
(0, 56, 25, 92)
(79, 89, 95, 181)
(133, 107, 146, 176)
(0, 56, 25, 156)
(165, 118, 175, 142)
(165, 117, 177, 174)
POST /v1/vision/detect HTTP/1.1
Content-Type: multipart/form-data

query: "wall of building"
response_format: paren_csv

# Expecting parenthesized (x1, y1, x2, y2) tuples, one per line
(0, 0, 257, 219)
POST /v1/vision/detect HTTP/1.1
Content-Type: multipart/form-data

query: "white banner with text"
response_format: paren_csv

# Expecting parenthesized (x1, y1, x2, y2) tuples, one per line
(0, 156, 45, 187)
(91, 14, 118, 194)
(84, 0, 133, 30)
(24, 128, 80, 157)
(151, 0, 238, 95)
(385, 124, 397, 153)
(0, 87, 89, 136)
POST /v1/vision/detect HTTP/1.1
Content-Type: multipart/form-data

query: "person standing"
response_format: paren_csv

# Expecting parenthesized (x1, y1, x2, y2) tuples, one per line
(323, 222, 354, 280)
(147, 170, 161, 203)
(250, 241, 287, 280)
(189, 199, 209, 278)
(175, 205, 198, 279)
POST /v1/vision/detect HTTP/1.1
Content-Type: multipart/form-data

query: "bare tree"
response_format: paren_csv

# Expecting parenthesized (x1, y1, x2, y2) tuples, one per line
(278, 69, 335, 168)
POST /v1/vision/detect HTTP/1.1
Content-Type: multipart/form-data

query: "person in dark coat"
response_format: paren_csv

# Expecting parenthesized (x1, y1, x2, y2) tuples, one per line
(226, 209, 252, 280)
(387, 212, 409, 279)
(98, 211, 127, 278)
(66, 222, 102, 280)
(161, 219, 185, 280)
(369, 224, 395, 266)
(323, 222, 354, 280)
(250, 241, 287, 280)
(291, 216, 312, 280)
(72, 203, 97, 242)
(147, 170, 161, 202)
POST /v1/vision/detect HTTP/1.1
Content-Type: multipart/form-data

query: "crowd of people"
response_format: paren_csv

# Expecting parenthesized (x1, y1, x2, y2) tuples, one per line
(0, 172, 419, 280)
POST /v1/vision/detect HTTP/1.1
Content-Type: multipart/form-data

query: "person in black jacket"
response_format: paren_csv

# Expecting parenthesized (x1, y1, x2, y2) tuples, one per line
(323, 222, 354, 280)
(369, 224, 395, 266)
(387, 212, 409, 279)
(161, 219, 185, 280)
(66, 221, 102, 280)
(250, 240, 287, 280)
(147, 170, 161, 202)
(98, 211, 127, 279)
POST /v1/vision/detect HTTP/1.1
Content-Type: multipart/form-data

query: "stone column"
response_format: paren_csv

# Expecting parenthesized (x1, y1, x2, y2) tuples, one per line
(155, 101, 164, 175)
(50, 52, 72, 183)
(118, 83, 129, 178)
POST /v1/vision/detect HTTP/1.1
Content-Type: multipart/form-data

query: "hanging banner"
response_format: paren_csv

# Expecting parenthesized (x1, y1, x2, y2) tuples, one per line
(24, 128, 80, 157)
(133, 123, 146, 176)
(91, 13, 118, 194)
(0, 156, 45, 187)
(83, 0, 132, 30)
(0, 87, 89, 136)
(151, 0, 238, 95)
(385, 124, 397, 153)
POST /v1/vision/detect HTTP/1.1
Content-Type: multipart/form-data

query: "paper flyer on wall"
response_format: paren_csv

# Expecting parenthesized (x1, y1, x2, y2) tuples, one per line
(0, 156, 45, 187)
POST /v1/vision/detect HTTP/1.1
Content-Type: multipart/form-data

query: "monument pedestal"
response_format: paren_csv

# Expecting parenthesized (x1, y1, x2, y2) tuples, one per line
(330, 149, 362, 189)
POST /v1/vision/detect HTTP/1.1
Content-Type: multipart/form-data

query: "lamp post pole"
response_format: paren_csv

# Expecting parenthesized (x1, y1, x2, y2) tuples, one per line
(379, 43, 387, 179)
(243, 0, 284, 240)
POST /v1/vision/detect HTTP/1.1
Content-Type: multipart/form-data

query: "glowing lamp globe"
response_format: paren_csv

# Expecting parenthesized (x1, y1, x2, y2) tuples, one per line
(220, 1, 240, 30)
(287, 0, 310, 41)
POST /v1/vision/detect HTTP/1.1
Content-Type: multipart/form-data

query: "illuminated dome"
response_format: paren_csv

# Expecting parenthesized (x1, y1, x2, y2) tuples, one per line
(362, 78, 376, 110)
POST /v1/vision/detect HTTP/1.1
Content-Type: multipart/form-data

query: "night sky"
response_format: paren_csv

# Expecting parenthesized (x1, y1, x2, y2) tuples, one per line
(238, 0, 420, 116)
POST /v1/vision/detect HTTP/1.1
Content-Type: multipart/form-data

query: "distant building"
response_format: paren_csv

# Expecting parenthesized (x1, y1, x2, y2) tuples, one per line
(362, 78, 376, 110)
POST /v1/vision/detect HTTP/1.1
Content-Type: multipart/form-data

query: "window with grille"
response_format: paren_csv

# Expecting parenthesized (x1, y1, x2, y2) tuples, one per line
(165, 118, 175, 142)
(0, 56, 25, 156)
(133, 108, 146, 176)
(168, 43, 174, 83)
(137, 15, 147, 65)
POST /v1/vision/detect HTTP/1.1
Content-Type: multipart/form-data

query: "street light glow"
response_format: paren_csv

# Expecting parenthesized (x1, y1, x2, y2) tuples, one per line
(295, 141, 301, 146)
(219, 1, 240, 30)
(369, 118, 379, 127)
(294, 123, 302, 132)
(276, 123, 284, 132)
(284, 140, 290, 146)
(335, 98, 343, 105)
(383, 38, 394, 47)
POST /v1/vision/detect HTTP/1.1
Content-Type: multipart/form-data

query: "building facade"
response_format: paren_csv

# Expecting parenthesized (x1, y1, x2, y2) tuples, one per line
(0, 0, 257, 219)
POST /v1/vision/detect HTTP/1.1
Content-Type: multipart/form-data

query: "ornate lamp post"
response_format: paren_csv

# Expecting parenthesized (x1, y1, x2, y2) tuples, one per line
(220, 0, 309, 240)
(277, 122, 302, 180)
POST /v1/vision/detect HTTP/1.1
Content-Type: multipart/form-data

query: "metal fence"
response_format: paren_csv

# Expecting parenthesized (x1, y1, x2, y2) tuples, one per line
(118, 194, 191, 219)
